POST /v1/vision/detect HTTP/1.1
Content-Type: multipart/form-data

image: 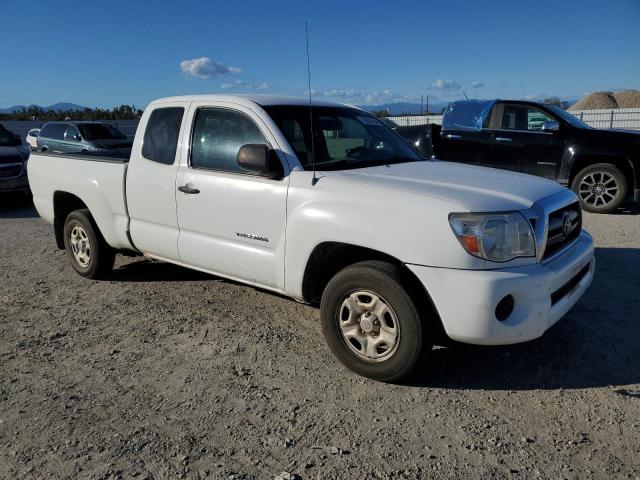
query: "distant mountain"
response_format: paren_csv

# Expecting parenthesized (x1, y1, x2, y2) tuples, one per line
(0, 103, 87, 114)
(358, 101, 448, 116)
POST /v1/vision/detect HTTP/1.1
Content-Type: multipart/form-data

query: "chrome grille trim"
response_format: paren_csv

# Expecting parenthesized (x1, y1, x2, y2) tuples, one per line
(521, 189, 581, 263)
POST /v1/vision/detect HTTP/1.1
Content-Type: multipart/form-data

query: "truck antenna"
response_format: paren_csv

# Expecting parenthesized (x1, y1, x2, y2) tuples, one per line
(306, 21, 318, 186)
(462, 89, 469, 100)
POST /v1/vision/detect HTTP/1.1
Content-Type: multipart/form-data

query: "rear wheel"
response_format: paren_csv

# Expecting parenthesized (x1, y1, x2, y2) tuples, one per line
(320, 261, 426, 382)
(63, 209, 115, 279)
(571, 163, 628, 213)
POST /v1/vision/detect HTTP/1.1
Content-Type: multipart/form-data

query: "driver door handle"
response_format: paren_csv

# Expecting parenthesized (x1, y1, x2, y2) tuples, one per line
(178, 185, 200, 194)
(495, 137, 512, 142)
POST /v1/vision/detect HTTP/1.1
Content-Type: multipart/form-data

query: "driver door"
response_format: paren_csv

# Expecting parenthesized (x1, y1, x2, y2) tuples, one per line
(175, 102, 289, 290)
(486, 103, 565, 179)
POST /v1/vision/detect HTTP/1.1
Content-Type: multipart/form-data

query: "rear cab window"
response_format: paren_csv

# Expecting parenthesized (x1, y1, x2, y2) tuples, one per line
(142, 107, 185, 165)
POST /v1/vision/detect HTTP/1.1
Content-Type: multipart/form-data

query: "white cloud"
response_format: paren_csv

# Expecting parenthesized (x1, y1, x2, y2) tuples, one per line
(431, 79, 461, 90)
(308, 88, 401, 104)
(220, 80, 272, 91)
(180, 57, 242, 79)
(470, 81, 485, 88)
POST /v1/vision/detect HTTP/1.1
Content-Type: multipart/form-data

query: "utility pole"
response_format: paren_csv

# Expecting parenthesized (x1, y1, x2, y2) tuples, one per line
(420, 95, 424, 115)
(426, 95, 429, 114)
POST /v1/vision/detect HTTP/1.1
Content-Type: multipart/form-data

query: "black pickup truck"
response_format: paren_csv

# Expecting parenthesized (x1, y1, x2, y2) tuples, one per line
(398, 99, 640, 213)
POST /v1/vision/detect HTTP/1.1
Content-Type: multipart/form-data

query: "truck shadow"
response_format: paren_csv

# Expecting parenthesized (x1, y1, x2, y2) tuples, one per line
(409, 247, 640, 390)
(111, 259, 214, 282)
(0, 192, 39, 219)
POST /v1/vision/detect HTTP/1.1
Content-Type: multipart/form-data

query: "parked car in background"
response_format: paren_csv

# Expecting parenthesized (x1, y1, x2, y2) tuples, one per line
(397, 99, 640, 213)
(26, 128, 40, 150)
(0, 124, 30, 192)
(28, 94, 594, 381)
(37, 121, 132, 154)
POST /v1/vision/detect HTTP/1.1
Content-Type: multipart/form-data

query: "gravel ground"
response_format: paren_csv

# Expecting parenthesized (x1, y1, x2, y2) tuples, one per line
(1, 193, 639, 480)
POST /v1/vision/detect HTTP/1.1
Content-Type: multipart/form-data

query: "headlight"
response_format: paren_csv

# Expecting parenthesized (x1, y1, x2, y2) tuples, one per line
(449, 212, 535, 262)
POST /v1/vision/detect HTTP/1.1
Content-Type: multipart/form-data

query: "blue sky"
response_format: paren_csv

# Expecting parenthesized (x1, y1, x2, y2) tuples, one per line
(1, 0, 639, 108)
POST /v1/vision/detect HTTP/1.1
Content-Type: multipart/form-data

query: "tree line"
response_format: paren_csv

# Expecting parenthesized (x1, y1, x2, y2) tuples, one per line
(0, 105, 143, 121)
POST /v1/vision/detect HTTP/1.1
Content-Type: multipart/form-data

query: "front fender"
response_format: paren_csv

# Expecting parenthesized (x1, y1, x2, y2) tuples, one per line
(283, 171, 486, 299)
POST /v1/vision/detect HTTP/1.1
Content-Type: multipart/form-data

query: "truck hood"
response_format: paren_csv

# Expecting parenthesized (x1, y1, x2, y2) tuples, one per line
(326, 160, 566, 212)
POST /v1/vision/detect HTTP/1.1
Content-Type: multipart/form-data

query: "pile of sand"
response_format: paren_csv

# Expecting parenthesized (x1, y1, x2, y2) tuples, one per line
(569, 91, 618, 111)
(613, 89, 640, 108)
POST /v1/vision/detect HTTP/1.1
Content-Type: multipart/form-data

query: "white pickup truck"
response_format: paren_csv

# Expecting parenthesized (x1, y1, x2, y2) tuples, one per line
(28, 94, 595, 381)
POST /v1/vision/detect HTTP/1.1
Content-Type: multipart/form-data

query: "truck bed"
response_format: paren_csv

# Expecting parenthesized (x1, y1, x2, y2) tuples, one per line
(28, 151, 134, 251)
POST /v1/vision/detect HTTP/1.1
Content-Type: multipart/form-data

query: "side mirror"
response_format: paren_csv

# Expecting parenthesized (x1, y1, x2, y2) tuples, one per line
(237, 144, 283, 180)
(542, 120, 560, 132)
(74, 134, 83, 141)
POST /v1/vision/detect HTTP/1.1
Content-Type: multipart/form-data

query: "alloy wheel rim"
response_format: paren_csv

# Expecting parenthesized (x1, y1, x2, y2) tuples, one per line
(69, 224, 91, 267)
(338, 290, 400, 362)
(578, 171, 619, 208)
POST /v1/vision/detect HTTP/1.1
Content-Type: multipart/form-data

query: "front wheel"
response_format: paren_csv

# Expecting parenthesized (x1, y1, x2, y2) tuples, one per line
(320, 261, 426, 382)
(571, 163, 628, 214)
(63, 209, 115, 279)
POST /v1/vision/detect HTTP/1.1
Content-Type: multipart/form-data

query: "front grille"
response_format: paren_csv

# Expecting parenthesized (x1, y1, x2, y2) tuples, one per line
(543, 201, 582, 260)
(0, 165, 22, 179)
(551, 263, 590, 305)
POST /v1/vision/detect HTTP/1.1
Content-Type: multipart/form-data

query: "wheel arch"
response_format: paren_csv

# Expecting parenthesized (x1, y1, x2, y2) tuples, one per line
(52, 191, 89, 249)
(301, 241, 448, 343)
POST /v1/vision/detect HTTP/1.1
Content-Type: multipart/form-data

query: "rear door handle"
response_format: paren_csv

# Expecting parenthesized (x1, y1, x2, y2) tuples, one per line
(178, 185, 200, 194)
(446, 134, 462, 139)
(495, 137, 512, 142)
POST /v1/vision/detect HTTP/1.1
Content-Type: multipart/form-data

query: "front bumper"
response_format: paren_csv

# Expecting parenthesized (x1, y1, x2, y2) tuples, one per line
(407, 230, 595, 345)
(0, 162, 29, 192)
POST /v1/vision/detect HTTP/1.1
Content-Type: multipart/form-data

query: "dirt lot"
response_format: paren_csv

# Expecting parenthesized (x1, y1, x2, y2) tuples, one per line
(1, 193, 639, 479)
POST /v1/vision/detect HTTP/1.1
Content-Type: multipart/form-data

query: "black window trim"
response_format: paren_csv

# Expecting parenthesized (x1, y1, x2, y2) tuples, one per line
(141, 106, 186, 166)
(187, 106, 283, 180)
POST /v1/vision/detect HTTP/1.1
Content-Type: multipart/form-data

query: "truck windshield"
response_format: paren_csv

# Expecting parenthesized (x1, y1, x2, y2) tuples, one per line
(263, 105, 422, 170)
(546, 105, 591, 129)
(77, 124, 127, 140)
(0, 126, 20, 146)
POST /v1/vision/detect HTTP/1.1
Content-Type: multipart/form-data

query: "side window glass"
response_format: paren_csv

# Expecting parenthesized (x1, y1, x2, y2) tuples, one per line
(501, 105, 522, 130)
(501, 105, 555, 131)
(323, 117, 369, 159)
(142, 107, 184, 165)
(39, 125, 51, 138)
(65, 125, 80, 141)
(526, 107, 555, 131)
(43, 124, 66, 140)
(191, 108, 268, 173)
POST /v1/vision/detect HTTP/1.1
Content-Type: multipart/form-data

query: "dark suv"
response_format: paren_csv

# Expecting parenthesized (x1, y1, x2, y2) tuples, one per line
(37, 121, 132, 154)
(0, 124, 31, 192)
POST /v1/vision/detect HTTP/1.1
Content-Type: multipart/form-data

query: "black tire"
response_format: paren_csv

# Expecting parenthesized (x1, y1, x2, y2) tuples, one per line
(571, 163, 628, 214)
(63, 209, 115, 279)
(320, 260, 426, 382)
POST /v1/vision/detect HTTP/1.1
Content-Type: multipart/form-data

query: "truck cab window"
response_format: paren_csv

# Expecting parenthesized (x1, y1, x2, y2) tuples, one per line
(501, 104, 555, 131)
(190, 108, 268, 173)
(142, 107, 184, 165)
